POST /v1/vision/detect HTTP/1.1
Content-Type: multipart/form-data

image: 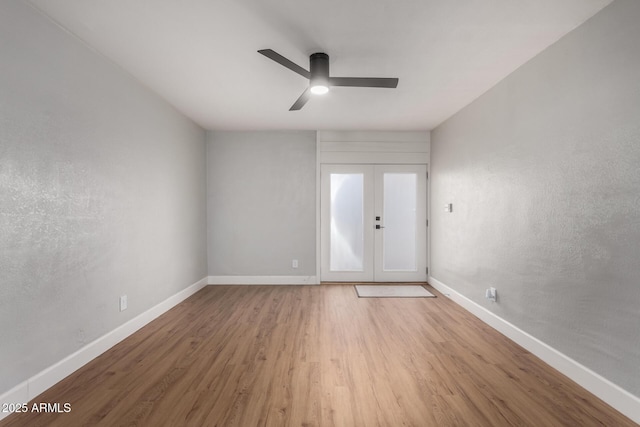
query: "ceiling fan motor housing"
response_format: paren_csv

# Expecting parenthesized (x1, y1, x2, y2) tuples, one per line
(310, 52, 330, 88)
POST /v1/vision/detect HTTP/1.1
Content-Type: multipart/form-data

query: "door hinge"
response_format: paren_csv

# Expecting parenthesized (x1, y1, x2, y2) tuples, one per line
(426, 219, 429, 227)
(426, 267, 429, 274)
(426, 171, 429, 179)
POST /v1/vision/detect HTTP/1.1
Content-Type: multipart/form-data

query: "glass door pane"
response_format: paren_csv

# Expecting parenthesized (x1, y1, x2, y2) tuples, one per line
(382, 173, 417, 271)
(330, 174, 364, 271)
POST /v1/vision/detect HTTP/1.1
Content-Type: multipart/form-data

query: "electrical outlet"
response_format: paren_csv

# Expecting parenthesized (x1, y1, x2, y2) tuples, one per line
(292, 259, 299, 269)
(485, 287, 497, 303)
(119, 295, 128, 312)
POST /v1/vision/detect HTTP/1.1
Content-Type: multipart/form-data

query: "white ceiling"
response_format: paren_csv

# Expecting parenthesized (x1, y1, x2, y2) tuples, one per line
(28, 0, 611, 131)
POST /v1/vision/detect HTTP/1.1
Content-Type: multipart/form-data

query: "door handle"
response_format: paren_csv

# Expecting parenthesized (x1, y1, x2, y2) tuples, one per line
(375, 224, 385, 229)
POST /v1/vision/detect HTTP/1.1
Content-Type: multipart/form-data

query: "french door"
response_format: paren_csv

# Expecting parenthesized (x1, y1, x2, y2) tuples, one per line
(320, 164, 427, 282)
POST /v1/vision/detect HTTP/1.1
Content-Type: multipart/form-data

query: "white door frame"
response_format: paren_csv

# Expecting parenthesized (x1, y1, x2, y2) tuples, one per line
(319, 163, 428, 282)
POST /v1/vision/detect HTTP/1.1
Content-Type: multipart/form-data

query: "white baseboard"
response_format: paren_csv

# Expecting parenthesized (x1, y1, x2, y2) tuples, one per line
(208, 275, 318, 285)
(428, 276, 640, 424)
(0, 276, 208, 421)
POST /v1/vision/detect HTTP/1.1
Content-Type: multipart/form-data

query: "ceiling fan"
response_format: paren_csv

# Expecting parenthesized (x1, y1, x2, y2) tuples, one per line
(258, 49, 399, 111)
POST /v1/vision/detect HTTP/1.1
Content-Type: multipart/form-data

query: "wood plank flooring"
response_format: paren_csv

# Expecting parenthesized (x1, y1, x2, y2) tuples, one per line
(1, 284, 635, 426)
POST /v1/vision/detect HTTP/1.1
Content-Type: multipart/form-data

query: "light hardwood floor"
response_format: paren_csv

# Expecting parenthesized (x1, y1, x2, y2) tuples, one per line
(1, 284, 635, 426)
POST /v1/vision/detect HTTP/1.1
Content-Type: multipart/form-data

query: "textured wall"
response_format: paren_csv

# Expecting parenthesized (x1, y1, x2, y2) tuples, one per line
(431, 0, 640, 396)
(0, 1, 207, 393)
(207, 131, 316, 276)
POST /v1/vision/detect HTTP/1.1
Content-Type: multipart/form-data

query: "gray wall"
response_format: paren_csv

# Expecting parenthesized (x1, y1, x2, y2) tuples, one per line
(431, 0, 640, 396)
(0, 1, 207, 393)
(207, 131, 316, 276)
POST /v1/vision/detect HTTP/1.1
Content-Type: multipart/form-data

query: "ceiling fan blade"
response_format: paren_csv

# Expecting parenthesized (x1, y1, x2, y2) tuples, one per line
(258, 49, 310, 79)
(330, 77, 399, 88)
(289, 88, 311, 111)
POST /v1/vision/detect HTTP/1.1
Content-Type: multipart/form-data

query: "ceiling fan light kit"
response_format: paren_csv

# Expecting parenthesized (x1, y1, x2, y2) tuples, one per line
(258, 49, 398, 110)
(309, 52, 330, 95)
(310, 85, 329, 95)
